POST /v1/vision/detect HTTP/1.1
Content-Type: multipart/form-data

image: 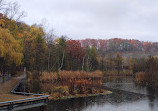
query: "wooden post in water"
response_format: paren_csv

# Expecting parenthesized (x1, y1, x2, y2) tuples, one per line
(40, 105, 47, 111)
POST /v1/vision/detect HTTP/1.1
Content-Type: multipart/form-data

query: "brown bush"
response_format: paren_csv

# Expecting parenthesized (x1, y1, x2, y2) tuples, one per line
(135, 72, 148, 84)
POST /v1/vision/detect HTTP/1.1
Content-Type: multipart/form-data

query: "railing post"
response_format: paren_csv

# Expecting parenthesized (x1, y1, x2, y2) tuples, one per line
(45, 97, 49, 103)
(8, 102, 13, 110)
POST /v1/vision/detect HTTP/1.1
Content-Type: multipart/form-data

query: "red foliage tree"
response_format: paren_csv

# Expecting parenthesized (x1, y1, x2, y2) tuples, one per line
(66, 40, 85, 70)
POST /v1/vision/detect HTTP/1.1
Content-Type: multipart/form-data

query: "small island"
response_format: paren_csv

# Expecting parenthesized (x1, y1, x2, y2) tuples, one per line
(27, 71, 112, 100)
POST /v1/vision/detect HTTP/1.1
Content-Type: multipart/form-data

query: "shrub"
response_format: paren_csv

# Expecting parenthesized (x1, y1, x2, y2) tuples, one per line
(135, 72, 148, 84)
(51, 86, 69, 96)
(68, 78, 102, 94)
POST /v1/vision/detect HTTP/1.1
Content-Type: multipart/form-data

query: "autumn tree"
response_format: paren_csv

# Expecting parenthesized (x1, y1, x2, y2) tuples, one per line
(55, 36, 67, 71)
(47, 42, 57, 71)
(84, 46, 91, 72)
(145, 56, 157, 82)
(90, 46, 98, 71)
(104, 53, 115, 71)
(66, 40, 85, 70)
(97, 57, 105, 71)
(115, 52, 123, 75)
(23, 26, 47, 71)
(84, 46, 98, 72)
(129, 56, 133, 74)
(0, 27, 23, 75)
(35, 32, 47, 71)
(132, 58, 146, 74)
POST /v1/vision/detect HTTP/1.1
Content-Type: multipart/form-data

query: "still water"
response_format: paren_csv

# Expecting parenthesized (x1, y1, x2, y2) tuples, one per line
(25, 77, 158, 111)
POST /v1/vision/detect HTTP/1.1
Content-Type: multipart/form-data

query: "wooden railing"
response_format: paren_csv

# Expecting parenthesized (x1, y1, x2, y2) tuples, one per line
(0, 78, 49, 111)
(0, 95, 49, 111)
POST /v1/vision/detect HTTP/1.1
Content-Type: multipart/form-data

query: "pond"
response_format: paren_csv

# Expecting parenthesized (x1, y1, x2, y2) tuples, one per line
(23, 76, 158, 111)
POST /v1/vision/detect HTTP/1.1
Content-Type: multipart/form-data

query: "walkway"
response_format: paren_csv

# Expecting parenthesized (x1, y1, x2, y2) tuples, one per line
(0, 75, 32, 102)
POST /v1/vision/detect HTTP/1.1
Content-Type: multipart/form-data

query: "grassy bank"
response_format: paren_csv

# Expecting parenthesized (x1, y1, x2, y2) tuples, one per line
(48, 90, 112, 100)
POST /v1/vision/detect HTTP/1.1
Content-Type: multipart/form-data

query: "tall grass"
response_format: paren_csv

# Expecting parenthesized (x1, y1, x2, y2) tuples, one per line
(28, 71, 104, 95)
(40, 70, 103, 83)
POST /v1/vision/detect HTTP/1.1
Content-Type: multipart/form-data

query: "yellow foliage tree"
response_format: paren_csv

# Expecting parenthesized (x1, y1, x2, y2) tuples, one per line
(0, 27, 23, 74)
(23, 26, 47, 70)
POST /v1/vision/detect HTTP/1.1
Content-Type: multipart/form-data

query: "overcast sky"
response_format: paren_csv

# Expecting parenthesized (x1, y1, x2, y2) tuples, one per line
(16, 0, 158, 42)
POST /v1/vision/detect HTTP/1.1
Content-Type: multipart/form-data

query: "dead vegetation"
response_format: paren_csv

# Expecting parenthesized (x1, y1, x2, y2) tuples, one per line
(27, 71, 105, 99)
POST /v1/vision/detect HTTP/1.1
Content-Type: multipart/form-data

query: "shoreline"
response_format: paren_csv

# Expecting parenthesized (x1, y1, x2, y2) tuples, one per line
(48, 90, 112, 101)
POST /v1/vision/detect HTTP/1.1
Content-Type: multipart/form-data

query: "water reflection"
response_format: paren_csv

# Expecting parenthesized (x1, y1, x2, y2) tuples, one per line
(23, 76, 158, 111)
(146, 86, 158, 110)
(103, 77, 148, 95)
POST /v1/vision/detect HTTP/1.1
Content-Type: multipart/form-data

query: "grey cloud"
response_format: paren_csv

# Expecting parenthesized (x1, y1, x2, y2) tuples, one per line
(18, 0, 158, 42)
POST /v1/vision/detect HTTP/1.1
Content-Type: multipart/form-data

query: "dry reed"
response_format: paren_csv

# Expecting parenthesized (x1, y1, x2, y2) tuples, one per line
(40, 70, 103, 82)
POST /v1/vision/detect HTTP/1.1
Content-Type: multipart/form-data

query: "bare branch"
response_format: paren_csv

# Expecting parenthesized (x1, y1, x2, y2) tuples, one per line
(2, 1, 26, 21)
(0, 0, 7, 12)
(82, 55, 86, 72)
(7, 1, 19, 20)
(15, 11, 27, 21)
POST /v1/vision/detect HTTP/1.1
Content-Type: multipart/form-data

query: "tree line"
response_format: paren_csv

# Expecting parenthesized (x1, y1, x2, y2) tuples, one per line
(0, 12, 133, 75)
(80, 38, 158, 57)
(0, 0, 158, 79)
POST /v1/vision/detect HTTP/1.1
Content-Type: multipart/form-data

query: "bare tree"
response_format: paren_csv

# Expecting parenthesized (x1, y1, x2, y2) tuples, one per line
(0, 0, 4, 10)
(2, 1, 26, 21)
(0, 0, 7, 13)
(82, 55, 86, 72)
(46, 28, 56, 43)
(58, 51, 65, 71)
(40, 19, 56, 43)
(15, 10, 26, 21)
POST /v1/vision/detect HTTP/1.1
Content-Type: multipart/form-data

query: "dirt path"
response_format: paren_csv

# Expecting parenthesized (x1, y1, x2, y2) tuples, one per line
(0, 76, 31, 102)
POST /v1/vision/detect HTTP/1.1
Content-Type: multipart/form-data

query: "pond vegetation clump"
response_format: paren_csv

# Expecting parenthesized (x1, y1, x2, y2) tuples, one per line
(27, 71, 111, 100)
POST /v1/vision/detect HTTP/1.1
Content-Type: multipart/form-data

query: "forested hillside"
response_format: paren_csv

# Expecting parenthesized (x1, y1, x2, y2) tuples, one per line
(1, 9, 158, 74)
(1, 0, 158, 104)
(0, 0, 158, 75)
(80, 38, 158, 58)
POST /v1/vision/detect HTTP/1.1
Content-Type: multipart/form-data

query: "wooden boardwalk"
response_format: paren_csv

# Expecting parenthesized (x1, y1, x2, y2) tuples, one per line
(0, 75, 32, 102)
(0, 75, 49, 111)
